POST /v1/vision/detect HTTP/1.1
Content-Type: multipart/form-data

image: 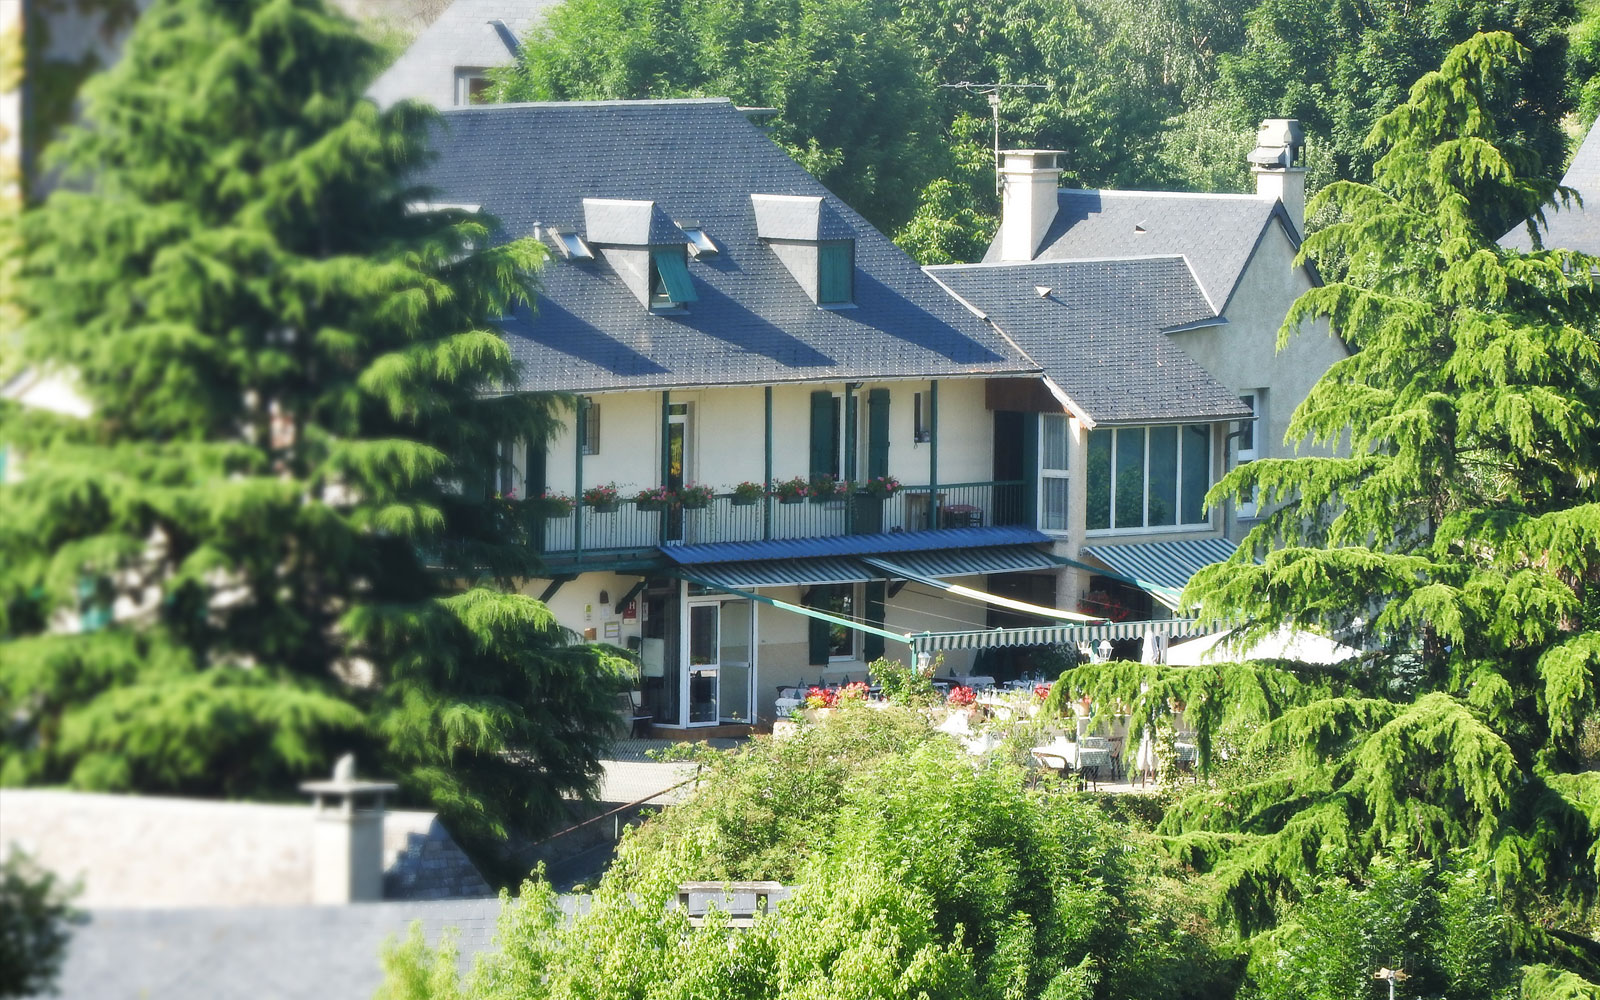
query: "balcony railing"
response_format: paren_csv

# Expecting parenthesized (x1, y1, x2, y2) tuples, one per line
(528, 480, 1028, 557)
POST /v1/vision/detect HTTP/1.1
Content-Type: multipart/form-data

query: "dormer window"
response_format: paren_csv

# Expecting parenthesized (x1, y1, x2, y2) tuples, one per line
(550, 226, 593, 260)
(818, 241, 854, 304)
(649, 247, 697, 308)
(751, 194, 857, 307)
(676, 219, 719, 257)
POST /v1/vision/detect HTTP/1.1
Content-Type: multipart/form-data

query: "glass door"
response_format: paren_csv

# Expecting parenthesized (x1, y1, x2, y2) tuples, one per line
(687, 602, 719, 725)
(667, 403, 688, 541)
(717, 600, 753, 723)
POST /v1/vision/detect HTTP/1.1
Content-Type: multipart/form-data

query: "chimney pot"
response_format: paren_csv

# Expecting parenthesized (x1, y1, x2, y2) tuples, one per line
(301, 756, 398, 904)
(997, 149, 1064, 261)
(1249, 119, 1308, 239)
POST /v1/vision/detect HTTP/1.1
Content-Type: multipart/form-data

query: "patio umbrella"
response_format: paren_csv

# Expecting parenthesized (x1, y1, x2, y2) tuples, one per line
(1166, 627, 1358, 666)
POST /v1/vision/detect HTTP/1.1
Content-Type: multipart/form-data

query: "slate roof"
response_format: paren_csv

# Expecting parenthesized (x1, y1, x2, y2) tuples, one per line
(414, 99, 1039, 393)
(928, 258, 1252, 425)
(983, 190, 1292, 311)
(42, 899, 512, 1000)
(1500, 124, 1600, 254)
(367, 0, 555, 110)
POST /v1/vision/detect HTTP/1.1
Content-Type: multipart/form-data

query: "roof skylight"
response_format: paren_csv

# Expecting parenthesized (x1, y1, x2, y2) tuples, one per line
(548, 226, 593, 260)
(676, 219, 719, 257)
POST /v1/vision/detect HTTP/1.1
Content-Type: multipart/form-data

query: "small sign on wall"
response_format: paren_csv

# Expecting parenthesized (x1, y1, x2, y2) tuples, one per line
(622, 600, 638, 621)
(603, 621, 621, 640)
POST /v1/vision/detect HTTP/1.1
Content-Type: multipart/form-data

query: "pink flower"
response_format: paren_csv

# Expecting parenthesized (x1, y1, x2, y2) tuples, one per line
(947, 685, 976, 707)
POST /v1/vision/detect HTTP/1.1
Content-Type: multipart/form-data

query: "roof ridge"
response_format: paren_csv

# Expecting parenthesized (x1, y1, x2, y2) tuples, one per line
(927, 254, 1190, 271)
(1059, 188, 1272, 203)
(439, 97, 735, 114)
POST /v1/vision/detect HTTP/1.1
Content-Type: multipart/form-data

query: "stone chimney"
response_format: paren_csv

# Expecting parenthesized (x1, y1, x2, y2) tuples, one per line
(997, 150, 1063, 261)
(300, 754, 398, 904)
(1248, 119, 1308, 238)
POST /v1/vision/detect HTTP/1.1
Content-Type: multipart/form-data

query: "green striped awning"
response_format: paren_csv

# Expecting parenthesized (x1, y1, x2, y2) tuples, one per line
(869, 545, 1065, 578)
(1079, 537, 1238, 610)
(676, 545, 1064, 591)
(684, 557, 874, 589)
(910, 618, 1206, 653)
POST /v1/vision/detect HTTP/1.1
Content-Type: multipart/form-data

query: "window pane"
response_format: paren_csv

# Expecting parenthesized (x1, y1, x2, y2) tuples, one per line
(1042, 414, 1069, 472)
(1147, 426, 1177, 526)
(1042, 477, 1070, 531)
(689, 605, 718, 665)
(1114, 428, 1145, 529)
(819, 242, 853, 303)
(1182, 424, 1211, 524)
(820, 585, 855, 658)
(1238, 395, 1256, 453)
(1086, 430, 1112, 530)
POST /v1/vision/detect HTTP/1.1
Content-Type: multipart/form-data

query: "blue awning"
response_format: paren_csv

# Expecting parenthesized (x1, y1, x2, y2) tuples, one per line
(1079, 537, 1238, 610)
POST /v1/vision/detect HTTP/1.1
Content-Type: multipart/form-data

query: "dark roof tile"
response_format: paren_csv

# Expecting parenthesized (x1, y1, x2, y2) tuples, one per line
(416, 99, 1038, 393)
(929, 258, 1250, 425)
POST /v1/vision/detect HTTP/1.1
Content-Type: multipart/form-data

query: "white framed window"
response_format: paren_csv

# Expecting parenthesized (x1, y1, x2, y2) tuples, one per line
(913, 391, 932, 443)
(1086, 424, 1214, 532)
(1040, 413, 1070, 531)
(1237, 390, 1265, 517)
(453, 67, 491, 105)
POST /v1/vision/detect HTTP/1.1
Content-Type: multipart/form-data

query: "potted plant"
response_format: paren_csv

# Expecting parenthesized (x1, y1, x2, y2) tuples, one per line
(633, 485, 671, 512)
(809, 473, 844, 503)
(678, 483, 715, 509)
(539, 490, 575, 518)
(582, 483, 620, 513)
(729, 481, 766, 507)
(773, 476, 810, 504)
(861, 474, 900, 498)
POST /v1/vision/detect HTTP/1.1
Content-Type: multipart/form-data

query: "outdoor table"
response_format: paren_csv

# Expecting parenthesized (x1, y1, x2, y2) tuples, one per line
(955, 674, 996, 690)
(1030, 738, 1113, 789)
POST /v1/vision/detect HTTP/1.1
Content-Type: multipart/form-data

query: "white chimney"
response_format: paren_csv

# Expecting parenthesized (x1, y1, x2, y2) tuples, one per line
(300, 754, 398, 904)
(998, 150, 1063, 261)
(1248, 119, 1308, 238)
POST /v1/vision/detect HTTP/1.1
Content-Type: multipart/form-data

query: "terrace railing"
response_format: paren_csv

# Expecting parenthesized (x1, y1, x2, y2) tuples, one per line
(530, 480, 1028, 557)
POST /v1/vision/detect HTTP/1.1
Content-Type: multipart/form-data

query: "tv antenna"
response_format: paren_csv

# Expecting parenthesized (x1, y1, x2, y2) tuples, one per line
(939, 82, 1048, 195)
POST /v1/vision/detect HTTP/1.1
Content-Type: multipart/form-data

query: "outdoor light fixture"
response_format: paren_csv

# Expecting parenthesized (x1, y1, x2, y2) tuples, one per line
(1373, 967, 1409, 1000)
(1096, 639, 1112, 661)
(599, 589, 610, 605)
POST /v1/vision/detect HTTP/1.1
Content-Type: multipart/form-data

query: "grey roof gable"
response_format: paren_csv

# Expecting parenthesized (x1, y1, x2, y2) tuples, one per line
(367, 0, 557, 110)
(984, 189, 1292, 310)
(416, 99, 1038, 393)
(583, 199, 686, 245)
(1501, 124, 1600, 254)
(928, 257, 1252, 425)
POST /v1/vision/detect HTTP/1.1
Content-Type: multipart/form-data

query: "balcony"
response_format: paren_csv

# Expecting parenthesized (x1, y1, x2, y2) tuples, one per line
(528, 481, 1029, 558)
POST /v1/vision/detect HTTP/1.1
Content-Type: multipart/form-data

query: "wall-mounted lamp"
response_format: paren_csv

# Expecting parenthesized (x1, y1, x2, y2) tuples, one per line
(599, 589, 610, 606)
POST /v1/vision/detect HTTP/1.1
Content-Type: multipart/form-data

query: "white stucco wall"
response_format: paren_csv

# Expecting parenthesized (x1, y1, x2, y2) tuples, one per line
(531, 378, 994, 498)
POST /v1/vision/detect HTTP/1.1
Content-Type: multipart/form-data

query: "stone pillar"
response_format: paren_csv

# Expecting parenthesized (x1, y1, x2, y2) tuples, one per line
(300, 755, 399, 904)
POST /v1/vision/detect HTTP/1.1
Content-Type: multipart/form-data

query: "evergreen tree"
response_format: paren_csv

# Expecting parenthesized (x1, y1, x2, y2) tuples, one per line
(1058, 33, 1600, 987)
(0, 0, 629, 844)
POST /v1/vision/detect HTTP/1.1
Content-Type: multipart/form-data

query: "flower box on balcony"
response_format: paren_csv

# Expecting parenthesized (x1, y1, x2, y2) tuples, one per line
(678, 484, 715, 509)
(634, 486, 671, 512)
(729, 481, 765, 507)
(539, 492, 575, 519)
(773, 477, 809, 504)
(809, 474, 845, 504)
(583, 483, 620, 513)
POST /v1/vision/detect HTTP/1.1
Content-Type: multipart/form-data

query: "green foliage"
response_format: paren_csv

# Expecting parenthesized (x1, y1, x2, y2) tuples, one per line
(1163, 32, 1600, 988)
(868, 654, 939, 707)
(1218, 0, 1575, 227)
(379, 707, 1239, 1000)
(0, 0, 628, 845)
(1570, 0, 1600, 127)
(1244, 853, 1514, 1000)
(0, 848, 80, 999)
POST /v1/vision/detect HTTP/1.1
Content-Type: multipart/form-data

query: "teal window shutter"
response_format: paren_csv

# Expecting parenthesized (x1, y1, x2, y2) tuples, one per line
(806, 588, 830, 666)
(818, 242, 853, 304)
(863, 581, 886, 661)
(651, 249, 697, 304)
(866, 389, 890, 480)
(809, 391, 836, 479)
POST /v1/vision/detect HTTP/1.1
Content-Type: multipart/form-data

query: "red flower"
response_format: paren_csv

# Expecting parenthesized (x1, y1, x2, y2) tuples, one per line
(1033, 683, 1053, 700)
(947, 685, 976, 707)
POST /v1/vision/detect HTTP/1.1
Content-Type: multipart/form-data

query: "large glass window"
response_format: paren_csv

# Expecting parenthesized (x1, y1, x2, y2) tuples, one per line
(1087, 424, 1214, 531)
(815, 584, 855, 659)
(1040, 414, 1071, 531)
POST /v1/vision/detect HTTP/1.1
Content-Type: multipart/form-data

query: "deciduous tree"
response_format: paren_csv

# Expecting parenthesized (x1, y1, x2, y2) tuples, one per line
(0, 0, 629, 845)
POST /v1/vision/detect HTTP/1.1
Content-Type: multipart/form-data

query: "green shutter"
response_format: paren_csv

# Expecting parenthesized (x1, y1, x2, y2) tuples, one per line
(867, 388, 890, 480)
(809, 391, 835, 479)
(863, 580, 886, 661)
(806, 588, 830, 666)
(818, 242, 853, 303)
(1022, 413, 1040, 527)
(651, 250, 698, 303)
